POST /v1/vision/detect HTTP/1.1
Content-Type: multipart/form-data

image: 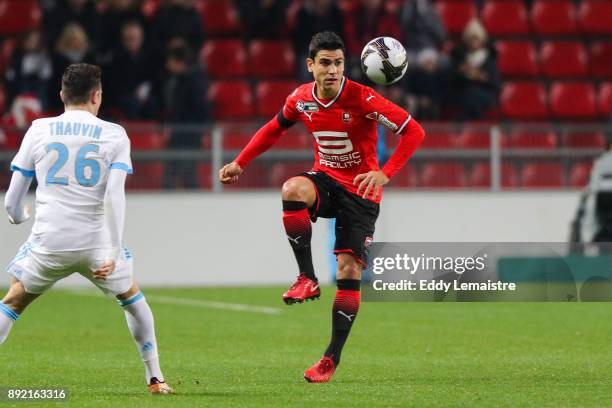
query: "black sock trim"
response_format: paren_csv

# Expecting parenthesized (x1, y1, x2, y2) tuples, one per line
(336, 279, 361, 291)
(282, 200, 308, 211)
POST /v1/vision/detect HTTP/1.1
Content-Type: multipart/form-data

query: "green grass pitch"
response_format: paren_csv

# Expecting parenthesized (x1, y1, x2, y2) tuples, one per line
(0, 286, 611, 407)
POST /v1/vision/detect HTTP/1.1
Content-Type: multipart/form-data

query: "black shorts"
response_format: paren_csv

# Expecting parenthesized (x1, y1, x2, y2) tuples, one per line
(297, 171, 380, 266)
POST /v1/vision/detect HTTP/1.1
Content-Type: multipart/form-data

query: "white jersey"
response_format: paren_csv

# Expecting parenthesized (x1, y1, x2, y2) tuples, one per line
(10, 109, 132, 252)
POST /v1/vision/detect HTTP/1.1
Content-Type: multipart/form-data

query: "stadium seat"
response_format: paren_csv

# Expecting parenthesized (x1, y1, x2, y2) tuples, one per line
(530, 0, 578, 35)
(121, 121, 167, 150)
(569, 162, 593, 187)
(270, 161, 313, 186)
(207, 81, 254, 120)
(198, 0, 242, 35)
(224, 162, 270, 189)
(0, 0, 41, 36)
(470, 162, 519, 188)
(508, 129, 558, 149)
(579, 0, 612, 35)
(197, 163, 212, 190)
(550, 82, 598, 119)
(434, 0, 478, 36)
(416, 131, 455, 149)
(249, 40, 296, 78)
(500, 82, 549, 119)
(589, 42, 612, 78)
(497, 41, 538, 77)
(126, 162, 164, 190)
(275, 127, 310, 149)
(255, 80, 298, 118)
(222, 129, 252, 150)
(598, 82, 612, 117)
(388, 163, 417, 188)
(482, 1, 529, 36)
(200, 40, 247, 78)
(540, 41, 588, 78)
(521, 162, 564, 187)
(565, 132, 605, 149)
(420, 162, 467, 188)
(142, 0, 160, 19)
(456, 127, 508, 149)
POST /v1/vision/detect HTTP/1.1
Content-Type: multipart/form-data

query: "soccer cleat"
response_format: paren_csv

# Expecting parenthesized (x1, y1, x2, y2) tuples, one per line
(304, 356, 336, 383)
(282, 274, 320, 305)
(148, 377, 174, 394)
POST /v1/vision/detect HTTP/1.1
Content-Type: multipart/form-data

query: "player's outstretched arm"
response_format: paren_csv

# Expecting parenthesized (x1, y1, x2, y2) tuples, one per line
(218, 116, 287, 185)
(381, 118, 426, 178)
(4, 171, 33, 224)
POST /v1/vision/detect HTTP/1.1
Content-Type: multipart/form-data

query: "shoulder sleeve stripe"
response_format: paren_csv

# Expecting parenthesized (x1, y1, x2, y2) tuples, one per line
(9, 165, 35, 177)
(110, 162, 134, 174)
(395, 115, 412, 134)
(276, 109, 296, 128)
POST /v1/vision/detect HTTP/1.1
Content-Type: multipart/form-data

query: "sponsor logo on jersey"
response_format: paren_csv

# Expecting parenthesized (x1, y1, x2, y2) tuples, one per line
(313, 131, 362, 169)
(296, 100, 318, 112)
(365, 111, 398, 131)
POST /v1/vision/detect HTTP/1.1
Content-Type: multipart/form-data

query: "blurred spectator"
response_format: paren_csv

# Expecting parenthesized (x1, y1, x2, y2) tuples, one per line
(449, 19, 500, 120)
(97, 0, 147, 57)
(5, 31, 53, 110)
(49, 23, 97, 110)
(151, 0, 204, 55)
(105, 21, 156, 119)
(161, 44, 207, 189)
(404, 48, 448, 120)
(292, 0, 344, 81)
(43, 0, 100, 49)
(344, 0, 402, 80)
(235, 0, 290, 39)
(401, 0, 446, 61)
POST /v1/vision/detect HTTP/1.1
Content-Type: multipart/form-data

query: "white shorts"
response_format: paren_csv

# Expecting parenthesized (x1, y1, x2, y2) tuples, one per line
(5, 240, 134, 296)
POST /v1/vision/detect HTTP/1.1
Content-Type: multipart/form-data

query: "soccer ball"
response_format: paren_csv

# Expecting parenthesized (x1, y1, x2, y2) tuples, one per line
(360, 37, 408, 85)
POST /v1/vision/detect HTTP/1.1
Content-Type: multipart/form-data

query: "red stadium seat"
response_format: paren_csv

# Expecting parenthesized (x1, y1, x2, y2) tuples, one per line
(121, 121, 167, 150)
(589, 42, 612, 78)
(126, 162, 164, 190)
(221, 129, 251, 150)
(270, 161, 313, 186)
(540, 41, 588, 78)
(207, 81, 254, 120)
(569, 162, 593, 187)
(254, 80, 298, 118)
(142, 0, 160, 19)
(521, 162, 564, 187)
(200, 40, 247, 78)
(482, 1, 529, 36)
(550, 82, 598, 119)
(388, 163, 417, 188)
(501, 82, 549, 119)
(198, 0, 241, 35)
(598, 82, 612, 117)
(434, 0, 478, 36)
(530, 0, 578, 35)
(565, 132, 605, 149)
(579, 1, 612, 35)
(508, 129, 558, 149)
(224, 162, 270, 189)
(420, 162, 467, 188)
(248, 40, 296, 78)
(276, 127, 310, 149)
(456, 127, 508, 149)
(470, 162, 518, 188)
(0, 0, 41, 36)
(417, 131, 455, 149)
(197, 163, 212, 190)
(497, 41, 538, 77)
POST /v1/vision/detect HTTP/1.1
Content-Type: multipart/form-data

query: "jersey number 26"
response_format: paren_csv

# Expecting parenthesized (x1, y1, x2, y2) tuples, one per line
(45, 143, 101, 187)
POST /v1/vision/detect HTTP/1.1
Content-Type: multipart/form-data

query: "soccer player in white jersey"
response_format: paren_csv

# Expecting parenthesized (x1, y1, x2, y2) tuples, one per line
(1, 64, 173, 394)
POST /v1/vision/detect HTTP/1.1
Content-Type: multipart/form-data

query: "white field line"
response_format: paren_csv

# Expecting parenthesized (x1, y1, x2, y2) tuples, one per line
(68, 290, 282, 315)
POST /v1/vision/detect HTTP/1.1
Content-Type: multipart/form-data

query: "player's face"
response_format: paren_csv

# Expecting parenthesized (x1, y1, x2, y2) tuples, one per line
(308, 49, 345, 97)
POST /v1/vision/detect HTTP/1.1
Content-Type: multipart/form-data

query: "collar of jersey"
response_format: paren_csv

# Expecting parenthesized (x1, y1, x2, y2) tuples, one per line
(311, 76, 346, 109)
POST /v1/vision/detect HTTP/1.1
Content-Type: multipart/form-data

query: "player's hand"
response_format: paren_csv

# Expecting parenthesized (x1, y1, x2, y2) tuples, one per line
(354, 171, 389, 200)
(8, 204, 31, 225)
(219, 161, 243, 184)
(93, 260, 116, 280)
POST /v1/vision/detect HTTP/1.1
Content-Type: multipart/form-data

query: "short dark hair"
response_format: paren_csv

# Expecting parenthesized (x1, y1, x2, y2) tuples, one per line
(61, 63, 102, 105)
(308, 31, 346, 60)
(167, 44, 194, 65)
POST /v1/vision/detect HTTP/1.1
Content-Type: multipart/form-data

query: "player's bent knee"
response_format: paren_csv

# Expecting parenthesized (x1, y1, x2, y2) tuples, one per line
(336, 254, 363, 280)
(281, 177, 315, 204)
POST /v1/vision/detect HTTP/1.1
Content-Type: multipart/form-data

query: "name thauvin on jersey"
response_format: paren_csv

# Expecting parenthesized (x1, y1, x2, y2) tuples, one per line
(48, 122, 103, 139)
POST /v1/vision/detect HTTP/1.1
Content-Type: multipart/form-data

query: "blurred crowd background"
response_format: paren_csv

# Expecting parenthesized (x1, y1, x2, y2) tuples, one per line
(0, 0, 611, 190)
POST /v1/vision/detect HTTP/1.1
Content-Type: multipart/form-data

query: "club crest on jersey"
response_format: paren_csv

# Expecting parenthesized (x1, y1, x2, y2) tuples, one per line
(342, 112, 351, 123)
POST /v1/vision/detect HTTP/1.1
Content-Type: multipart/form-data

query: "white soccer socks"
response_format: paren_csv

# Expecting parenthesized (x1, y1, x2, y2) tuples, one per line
(118, 292, 164, 383)
(0, 302, 18, 345)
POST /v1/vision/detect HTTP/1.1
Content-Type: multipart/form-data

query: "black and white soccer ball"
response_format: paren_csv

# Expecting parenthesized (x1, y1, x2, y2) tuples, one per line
(360, 37, 409, 85)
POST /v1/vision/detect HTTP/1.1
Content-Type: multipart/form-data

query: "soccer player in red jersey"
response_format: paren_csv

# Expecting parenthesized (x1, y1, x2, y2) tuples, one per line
(219, 32, 425, 382)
